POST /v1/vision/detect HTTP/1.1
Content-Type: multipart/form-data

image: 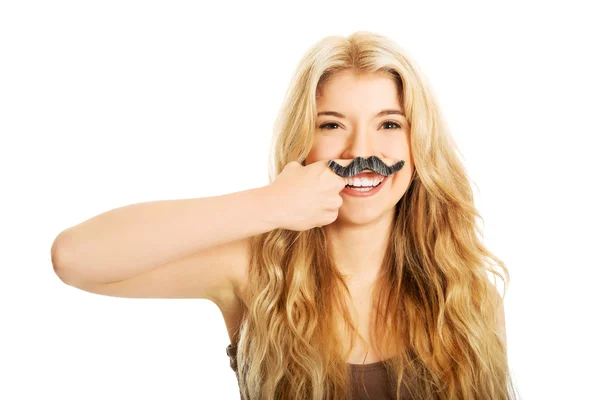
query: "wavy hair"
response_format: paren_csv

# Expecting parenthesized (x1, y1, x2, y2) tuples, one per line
(234, 31, 517, 400)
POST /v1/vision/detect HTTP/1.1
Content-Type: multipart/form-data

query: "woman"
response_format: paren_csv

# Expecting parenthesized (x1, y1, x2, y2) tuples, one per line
(52, 31, 516, 399)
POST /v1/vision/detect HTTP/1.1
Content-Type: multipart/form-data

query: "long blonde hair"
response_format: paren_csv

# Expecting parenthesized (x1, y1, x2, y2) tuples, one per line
(234, 31, 517, 400)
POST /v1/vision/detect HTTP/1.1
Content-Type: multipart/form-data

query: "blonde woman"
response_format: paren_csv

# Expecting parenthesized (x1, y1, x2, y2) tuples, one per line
(51, 31, 516, 400)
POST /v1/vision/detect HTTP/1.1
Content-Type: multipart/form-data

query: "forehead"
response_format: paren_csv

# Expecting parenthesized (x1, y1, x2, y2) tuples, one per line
(316, 70, 402, 111)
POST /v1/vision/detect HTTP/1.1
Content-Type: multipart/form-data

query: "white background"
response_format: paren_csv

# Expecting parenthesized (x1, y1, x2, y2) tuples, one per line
(1, 1, 598, 399)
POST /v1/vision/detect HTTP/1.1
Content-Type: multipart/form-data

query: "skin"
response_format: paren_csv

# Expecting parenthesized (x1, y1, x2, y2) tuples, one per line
(306, 71, 508, 351)
(305, 69, 414, 285)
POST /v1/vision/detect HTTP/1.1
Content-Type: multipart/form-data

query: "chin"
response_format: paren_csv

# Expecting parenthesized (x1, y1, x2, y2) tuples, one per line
(337, 206, 387, 225)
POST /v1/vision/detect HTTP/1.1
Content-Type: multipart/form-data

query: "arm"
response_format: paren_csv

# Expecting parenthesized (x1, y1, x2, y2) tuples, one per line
(52, 185, 280, 285)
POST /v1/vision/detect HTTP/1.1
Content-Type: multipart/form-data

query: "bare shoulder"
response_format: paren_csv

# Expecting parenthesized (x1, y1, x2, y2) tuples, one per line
(484, 277, 504, 305)
(484, 277, 507, 346)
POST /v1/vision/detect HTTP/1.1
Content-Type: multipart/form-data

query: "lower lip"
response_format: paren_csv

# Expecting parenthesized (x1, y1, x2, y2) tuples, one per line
(342, 176, 389, 197)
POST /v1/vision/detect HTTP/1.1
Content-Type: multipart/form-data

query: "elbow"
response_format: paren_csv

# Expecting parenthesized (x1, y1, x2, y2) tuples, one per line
(51, 230, 106, 292)
(51, 230, 77, 282)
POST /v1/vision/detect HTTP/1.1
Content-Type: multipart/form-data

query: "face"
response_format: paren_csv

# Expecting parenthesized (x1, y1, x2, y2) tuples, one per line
(305, 70, 414, 225)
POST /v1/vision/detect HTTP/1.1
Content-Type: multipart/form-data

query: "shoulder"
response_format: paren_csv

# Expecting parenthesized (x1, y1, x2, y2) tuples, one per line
(484, 278, 506, 346)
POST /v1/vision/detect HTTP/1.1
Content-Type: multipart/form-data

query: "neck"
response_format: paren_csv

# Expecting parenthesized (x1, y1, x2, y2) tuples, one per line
(325, 210, 394, 285)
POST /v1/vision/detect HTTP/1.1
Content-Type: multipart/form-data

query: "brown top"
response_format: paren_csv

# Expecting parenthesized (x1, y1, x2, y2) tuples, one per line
(226, 343, 411, 399)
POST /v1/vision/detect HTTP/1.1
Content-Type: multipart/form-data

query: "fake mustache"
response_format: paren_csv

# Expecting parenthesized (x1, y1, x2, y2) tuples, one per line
(327, 156, 405, 178)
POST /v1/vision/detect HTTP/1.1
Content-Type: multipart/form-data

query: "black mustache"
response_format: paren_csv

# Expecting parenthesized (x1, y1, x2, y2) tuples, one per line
(327, 156, 405, 178)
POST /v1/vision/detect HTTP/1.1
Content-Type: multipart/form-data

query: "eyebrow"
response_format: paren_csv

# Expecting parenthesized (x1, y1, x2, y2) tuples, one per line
(317, 108, 406, 119)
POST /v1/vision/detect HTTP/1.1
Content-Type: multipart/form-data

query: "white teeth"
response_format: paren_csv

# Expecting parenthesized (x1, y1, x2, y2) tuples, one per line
(345, 176, 384, 187)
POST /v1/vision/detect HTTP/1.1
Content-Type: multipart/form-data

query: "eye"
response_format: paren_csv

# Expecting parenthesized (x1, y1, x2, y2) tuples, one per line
(382, 120, 402, 130)
(318, 121, 402, 130)
(319, 122, 340, 130)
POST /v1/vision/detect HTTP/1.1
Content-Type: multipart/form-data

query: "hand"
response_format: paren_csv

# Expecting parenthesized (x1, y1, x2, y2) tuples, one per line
(266, 160, 348, 231)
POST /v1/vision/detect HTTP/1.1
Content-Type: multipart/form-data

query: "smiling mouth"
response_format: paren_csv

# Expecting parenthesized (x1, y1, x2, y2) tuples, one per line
(344, 181, 383, 189)
(344, 175, 388, 190)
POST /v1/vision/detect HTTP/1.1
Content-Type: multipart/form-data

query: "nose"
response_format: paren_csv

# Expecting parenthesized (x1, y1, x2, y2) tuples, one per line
(341, 128, 380, 161)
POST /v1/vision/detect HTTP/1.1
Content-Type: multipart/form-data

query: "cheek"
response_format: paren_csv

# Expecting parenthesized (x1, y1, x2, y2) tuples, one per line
(389, 162, 412, 193)
(304, 146, 318, 164)
(305, 150, 321, 165)
(307, 143, 335, 163)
